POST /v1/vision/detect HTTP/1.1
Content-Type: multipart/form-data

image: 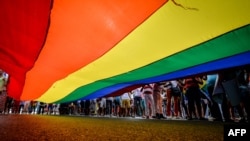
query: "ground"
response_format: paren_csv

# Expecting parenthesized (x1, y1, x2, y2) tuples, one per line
(0, 114, 232, 141)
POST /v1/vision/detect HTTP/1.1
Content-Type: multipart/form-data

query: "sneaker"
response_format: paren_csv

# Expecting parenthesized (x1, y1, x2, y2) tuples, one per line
(156, 113, 160, 119)
(238, 118, 246, 123)
(199, 117, 206, 120)
(160, 114, 167, 119)
(152, 116, 157, 119)
(166, 116, 172, 119)
(207, 116, 216, 121)
(176, 116, 181, 119)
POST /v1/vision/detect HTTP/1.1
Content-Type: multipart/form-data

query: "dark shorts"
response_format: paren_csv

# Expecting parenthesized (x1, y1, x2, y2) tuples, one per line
(133, 96, 142, 106)
(114, 97, 120, 106)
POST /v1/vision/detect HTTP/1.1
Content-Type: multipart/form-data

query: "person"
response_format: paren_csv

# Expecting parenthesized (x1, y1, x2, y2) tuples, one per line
(76, 100, 82, 115)
(23, 101, 31, 114)
(132, 87, 143, 117)
(84, 99, 91, 115)
(212, 73, 231, 122)
(199, 75, 213, 119)
(89, 99, 97, 115)
(18, 101, 25, 114)
(120, 92, 132, 117)
(141, 90, 146, 118)
(105, 96, 113, 117)
(160, 81, 171, 117)
(68, 102, 75, 115)
(98, 97, 106, 116)
(219, 67, 248, 122)
(52, 103, 60, 115)
(177, 79, 189, 119)
(237, 66, 250, 122)
(0, 69, 7, 95)
(205, 74, 221, 121)
(153, 82, 166, 119)
(184, 76, 205, 120)
(30, 101, 37, 114)
(166, 80, 182, 119)
(80, 100, 85, 115)
(38, 102, 45, 114)
(4, 96, 13, 114)
(113, 96, 121, 117)
(141, 83, 155, 119)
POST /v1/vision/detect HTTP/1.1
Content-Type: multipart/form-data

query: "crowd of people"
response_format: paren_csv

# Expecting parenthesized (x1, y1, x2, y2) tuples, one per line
(1, 66, 250, 123)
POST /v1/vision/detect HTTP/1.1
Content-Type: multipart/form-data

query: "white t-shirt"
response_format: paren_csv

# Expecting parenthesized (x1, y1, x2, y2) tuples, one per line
(100, 97, 106, 108)
(121, 92, 130, 100)
(170, 80, 178, 87)
(132, 87, 142, 97)
(106, 97, 113, 101)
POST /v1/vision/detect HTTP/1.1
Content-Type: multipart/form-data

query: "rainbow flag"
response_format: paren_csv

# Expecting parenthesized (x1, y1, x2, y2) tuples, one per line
(0, 0, 249, 103)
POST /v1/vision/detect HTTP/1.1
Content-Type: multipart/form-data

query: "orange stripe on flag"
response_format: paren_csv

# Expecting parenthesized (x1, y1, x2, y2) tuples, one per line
(21, 0, 167, 100)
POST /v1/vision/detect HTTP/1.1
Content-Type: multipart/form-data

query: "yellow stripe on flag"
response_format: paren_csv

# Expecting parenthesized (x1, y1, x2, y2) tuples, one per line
(38, 0, 250, 103)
